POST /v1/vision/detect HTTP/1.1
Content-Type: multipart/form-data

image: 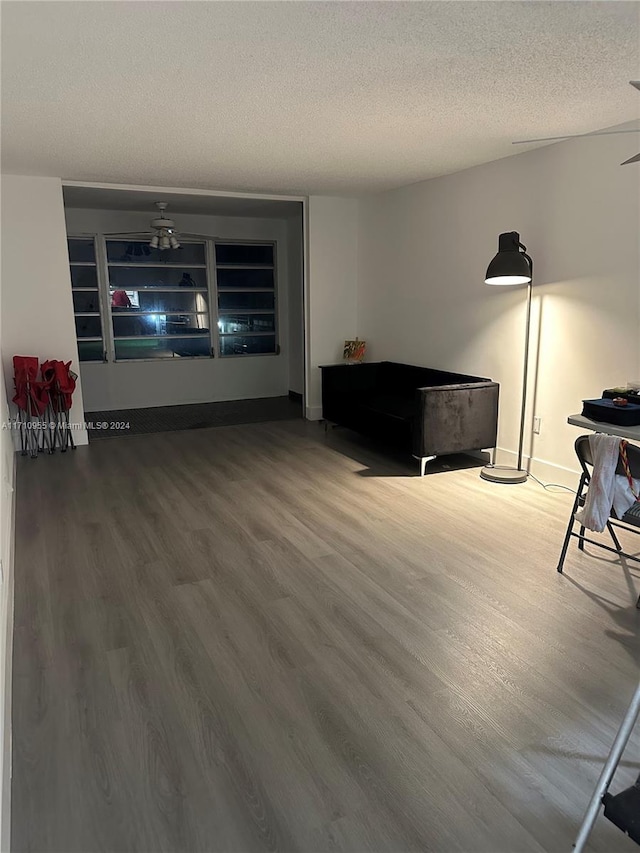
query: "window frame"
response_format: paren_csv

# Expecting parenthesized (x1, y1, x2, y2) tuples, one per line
(67, 234, 280, 363)
(213, 239, 279, 358)
(68, 236, 105, 362)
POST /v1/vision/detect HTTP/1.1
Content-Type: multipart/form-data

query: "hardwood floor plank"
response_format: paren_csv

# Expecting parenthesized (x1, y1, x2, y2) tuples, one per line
(11, 420, 639, 852)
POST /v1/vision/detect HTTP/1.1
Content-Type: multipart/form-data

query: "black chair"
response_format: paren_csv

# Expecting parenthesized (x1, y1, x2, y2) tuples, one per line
(557, 435, 640, 608)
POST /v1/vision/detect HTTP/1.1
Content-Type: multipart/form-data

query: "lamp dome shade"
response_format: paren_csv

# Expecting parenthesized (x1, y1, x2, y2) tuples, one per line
(485, 231, 532, 285)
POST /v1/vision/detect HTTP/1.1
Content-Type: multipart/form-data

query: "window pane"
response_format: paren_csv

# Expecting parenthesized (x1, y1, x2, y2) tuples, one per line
(218, 291, 275, 311)
(108, 267, 208, 290)
(113, 313, 209, 338)
(115, 336, 211, 360)
(70, 266, 99, 289)
(106, 241, 205, 265)
(68, 238, 96, 263)
(217, 268, 274, 289)
(75, 316, 102, 338)
(216, 244, 273, 265)
(220, 335, 276, 356)
(111, 290, 209, 313)
(218, 313, 275, 334)
(77, 341, 104, 362)
(73, 291, 101, 313)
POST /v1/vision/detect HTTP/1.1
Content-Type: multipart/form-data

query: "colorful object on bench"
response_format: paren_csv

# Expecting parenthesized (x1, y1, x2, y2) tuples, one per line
(343, 338, 366, 363)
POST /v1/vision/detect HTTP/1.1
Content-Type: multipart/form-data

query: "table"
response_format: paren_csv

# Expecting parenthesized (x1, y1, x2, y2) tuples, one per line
(567, 414, 640, 443)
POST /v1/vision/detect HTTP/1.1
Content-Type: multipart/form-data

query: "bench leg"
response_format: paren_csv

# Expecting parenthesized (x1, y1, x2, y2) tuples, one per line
(482, 447, 496, 466)
(414, 455, 436, 477)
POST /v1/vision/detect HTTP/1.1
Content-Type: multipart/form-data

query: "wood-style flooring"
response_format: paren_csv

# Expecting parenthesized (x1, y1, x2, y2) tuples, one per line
(11, 420, 640, 852)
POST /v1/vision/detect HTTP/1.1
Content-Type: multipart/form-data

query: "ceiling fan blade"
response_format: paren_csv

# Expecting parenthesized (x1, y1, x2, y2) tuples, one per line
(621, 152, 640, 165)
(513, 128, 640, 145)
(630, 80, 640, 91)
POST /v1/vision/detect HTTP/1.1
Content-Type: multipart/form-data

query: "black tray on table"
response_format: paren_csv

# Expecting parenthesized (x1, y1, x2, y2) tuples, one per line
(582, 398, 640, 427)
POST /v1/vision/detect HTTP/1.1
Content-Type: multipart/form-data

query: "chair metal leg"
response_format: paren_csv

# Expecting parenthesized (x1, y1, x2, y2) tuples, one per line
(578, 524, 586, 551)
(557, 475, 586, 573)
(17, 409, 27, 456)
(606, 521, 623, 552)
(574, 682, 640, 853)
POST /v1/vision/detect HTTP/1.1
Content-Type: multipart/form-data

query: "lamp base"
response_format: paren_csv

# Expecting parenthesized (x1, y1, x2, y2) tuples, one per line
(480, 465, 528, 484)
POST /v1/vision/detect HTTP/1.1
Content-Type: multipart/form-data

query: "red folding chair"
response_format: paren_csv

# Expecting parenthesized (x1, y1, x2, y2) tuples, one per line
(41, 360, 77, 451)
(12, 356, 51, 457)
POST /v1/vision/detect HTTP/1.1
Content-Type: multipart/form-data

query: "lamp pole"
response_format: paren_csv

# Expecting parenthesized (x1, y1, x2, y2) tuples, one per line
(516, 252, 533, 473)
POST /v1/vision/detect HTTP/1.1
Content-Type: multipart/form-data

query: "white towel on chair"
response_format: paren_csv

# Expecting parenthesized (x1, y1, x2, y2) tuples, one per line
(574, 434, 620, 533)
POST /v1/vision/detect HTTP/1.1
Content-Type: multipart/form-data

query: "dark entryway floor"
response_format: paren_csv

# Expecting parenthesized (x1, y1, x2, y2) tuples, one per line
(85, 395, 302, 439)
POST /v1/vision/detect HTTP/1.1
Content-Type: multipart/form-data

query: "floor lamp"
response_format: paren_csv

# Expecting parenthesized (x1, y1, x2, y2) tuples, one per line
(480, 231, 533, 484)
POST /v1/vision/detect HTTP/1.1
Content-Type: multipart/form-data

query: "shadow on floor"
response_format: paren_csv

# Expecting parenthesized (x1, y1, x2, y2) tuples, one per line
(322, 424, 488, 478)
(560, 560, 640, 668)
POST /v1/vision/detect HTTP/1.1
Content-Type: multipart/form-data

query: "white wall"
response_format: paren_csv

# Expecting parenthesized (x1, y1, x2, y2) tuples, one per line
(65, 207, 301, 411)
(286, 210, 304, 395)
(306, 196, 359, 419)
(1, 175, 88, 444)
(358, 132, 640, 483)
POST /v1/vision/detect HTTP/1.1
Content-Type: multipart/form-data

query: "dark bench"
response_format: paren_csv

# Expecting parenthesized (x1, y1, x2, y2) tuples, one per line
(320, 361, 499, 475)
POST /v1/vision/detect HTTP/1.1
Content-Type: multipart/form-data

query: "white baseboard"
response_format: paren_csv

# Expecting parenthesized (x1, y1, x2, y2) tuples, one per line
(492, 446, 579, 489)
(305, 405, 323, 421)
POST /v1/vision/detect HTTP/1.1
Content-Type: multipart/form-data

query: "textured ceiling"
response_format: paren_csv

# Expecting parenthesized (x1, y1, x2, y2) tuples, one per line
(2, 1, 639, 195)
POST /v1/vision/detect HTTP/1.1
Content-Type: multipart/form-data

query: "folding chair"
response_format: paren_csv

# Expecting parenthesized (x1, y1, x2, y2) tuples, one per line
(557, 435, 640, 609)
(41, 360, 77, 452)
(12, 355, 51, 457)
(574, 680, 640, 851)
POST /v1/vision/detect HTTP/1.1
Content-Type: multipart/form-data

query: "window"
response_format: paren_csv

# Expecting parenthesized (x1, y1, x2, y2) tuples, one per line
(106, 240, 211, 360)
(215, 243, 277, 356)
(68, 238, 103, 362)
(67, 237, 278, 362)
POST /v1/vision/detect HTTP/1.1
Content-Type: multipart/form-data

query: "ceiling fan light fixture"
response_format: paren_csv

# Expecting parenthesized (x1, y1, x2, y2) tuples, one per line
(149, 202, 182, 250)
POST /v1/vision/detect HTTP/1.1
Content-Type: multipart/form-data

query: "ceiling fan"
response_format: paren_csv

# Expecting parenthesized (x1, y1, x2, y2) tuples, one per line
(103, 201, 211, 255)
(512, 80, 640, 165)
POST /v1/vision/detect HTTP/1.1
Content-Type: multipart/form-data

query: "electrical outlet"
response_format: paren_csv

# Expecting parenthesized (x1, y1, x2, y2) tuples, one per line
(533, 416, 541, 435)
